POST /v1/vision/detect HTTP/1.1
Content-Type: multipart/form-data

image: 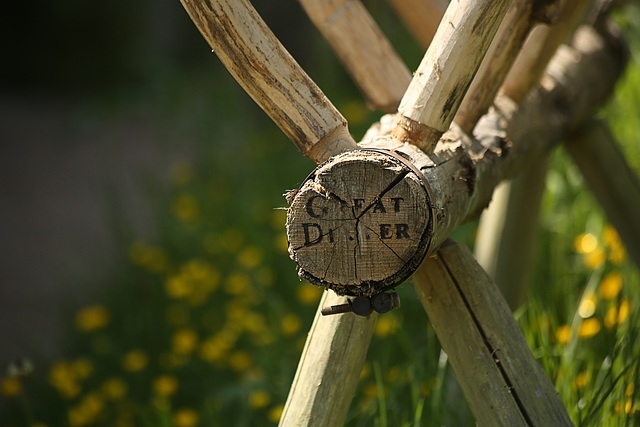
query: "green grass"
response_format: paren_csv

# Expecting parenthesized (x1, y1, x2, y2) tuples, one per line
(2, 5, 640, 427)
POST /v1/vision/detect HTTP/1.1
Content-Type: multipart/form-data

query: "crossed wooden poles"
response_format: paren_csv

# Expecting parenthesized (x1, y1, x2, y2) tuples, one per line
(180, 0, 637, 425)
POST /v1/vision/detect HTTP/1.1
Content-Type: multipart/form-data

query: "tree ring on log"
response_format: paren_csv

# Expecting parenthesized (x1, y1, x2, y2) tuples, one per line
(286, 148, 436, 297)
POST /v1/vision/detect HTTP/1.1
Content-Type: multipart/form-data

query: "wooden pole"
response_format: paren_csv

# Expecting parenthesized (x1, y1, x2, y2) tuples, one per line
(413, 240, 573, 426)
(297, 0, 412, 113)
(392, 0, 512, 153)
(279, 292, 377, 426)
(454, 0, 559, 135)
(565, 119, 640, 268)
(179, 0, 357, 164)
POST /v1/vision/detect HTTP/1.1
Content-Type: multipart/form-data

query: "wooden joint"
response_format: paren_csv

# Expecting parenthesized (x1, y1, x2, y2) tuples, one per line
(392, 116, 443, 154)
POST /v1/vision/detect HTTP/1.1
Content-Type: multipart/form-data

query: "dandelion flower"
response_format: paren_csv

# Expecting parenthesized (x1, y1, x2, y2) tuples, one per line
(229, 350, 252, 372)
(1, 377, 22, 397)
(249, 390, 271, 409)
(173, 408, 199, 427)
(618, 298, 631, 323)
(238, 246, 263, 269)
(574, 233, 598, 254)
(281, 313, 301, 336)
(75, 305, 110, 332)
(556, 325, 571, 345)
(604, 305, 618, 329)
(583, 247, 606, 270)
(122, 350, 148, 372)
(268, 405, 284, 423)
(172, 329, 198, 355)
(173, 194, 199, 222)
(599, 271, 623, 300)
(296, 285, 321, 305)
(102, 377, 127, 400)
(153, 375, 178, 396)
(578, 292, 597, 318)
(374, 315, 400, 338)
(577, 318, 601, 338)
(573, 372, 590, 390)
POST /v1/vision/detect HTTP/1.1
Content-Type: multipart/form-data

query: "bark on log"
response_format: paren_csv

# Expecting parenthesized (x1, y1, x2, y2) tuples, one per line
(565, 119, 640, 268)
(298, 0, 412, 112)
(393, 0, 512, 153)
(414, 240, 573, 426)
(179, 0, 357, 164)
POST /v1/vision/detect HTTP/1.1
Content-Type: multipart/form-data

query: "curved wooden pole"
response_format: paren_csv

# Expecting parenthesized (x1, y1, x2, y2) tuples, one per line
(179, 0, 357, 164)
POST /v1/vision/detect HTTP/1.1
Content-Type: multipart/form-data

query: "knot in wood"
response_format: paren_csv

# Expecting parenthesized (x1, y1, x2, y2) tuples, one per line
(286, 149, 435, 297)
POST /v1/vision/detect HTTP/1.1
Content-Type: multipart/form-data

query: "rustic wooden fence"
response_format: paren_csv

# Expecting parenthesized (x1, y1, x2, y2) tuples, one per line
(179, 0, 637, 425)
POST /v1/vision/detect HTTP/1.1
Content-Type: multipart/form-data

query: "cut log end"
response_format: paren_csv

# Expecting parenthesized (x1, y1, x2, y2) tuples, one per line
(286, 149, 435, 296)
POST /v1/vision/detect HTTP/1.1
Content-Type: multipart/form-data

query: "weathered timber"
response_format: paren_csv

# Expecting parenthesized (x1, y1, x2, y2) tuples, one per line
(279, 291, 377, 427)
(179, 0, 356, 164)
(393, 0, 512, 153)
(565, 119, 640, 268)
(473, 0, 591, 309)
(455, 0, 559, 134)
(289, 24, 625, 307)
(287, 149, 434, 295)
(500, 0, 592, 104)
(474, 157, 550, 310)
(385, 0, 445, 49)
(298, 0, 412, 112)
(414, 240, 573, 426)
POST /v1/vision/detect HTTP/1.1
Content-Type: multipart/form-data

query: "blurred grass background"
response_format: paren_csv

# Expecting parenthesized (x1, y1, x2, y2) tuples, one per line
(1, 1, 639, 426)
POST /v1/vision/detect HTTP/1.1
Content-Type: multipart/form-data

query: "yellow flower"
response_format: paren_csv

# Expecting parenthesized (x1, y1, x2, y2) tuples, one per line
(555, 324, 571, 345)
(169, 159, 194, 186)
(574, 233, 598, 254)
(229, 350, 252, 372)
(577, 318, 601, 338)
(238, 246, 263, 269)
(122, 350, 148, 372)
(249, 390, 271, 409)
(173, 194, 199, 222)
(268, 404, 284, 423)
(374, 315, 400, 338)
(129, 241, 167, 273)
(225, 272, 251, 295)
(573, 371, 590, 390)
(578, 292, 597, 318)
(68, 393, 104, 427)
(75, 305, 110, 332)
(153, 375, 178, 396)
(281, 313, 302, 336)
(599, 271, 623, 300)
(625, 398, 633, 415)
(172, 329, 198, 355)
(583, 247, 606, 270)
(618, 298, 631, 323)
(1, 376, 22, 397)
(173, 408, 199, 427)
(102, 377, 127, 400)
(626, 383, 635, 396)
(296, 285, 321, 305)
(359, 362, 371, 381)
(49, 361, 81, 399)
(71, 358, 93, 380)
(604, 305, 618, 329)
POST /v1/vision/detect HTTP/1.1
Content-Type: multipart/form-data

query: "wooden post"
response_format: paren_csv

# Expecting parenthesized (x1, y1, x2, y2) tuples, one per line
(413, 240, 573, 426)
(283, 24, 624, 425)
(392, 0, 512, 153)
(297, 0, 412, 112)
(280, 292, 377, 426)
(179, 0, 357, 164)
(565, 119, 640, 268)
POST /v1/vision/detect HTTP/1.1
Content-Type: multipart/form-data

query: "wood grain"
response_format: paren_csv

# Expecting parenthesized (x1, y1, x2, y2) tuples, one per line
(393, 0, 512, 152)
(413, 240, 572, 426)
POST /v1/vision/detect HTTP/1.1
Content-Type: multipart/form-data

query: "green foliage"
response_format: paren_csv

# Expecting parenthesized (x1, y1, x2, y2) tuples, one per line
(2, 4, 640, 427)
